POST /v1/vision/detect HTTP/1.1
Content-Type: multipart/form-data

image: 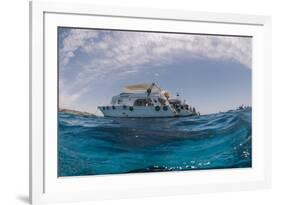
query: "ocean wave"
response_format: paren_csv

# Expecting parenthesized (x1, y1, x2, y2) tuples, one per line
(58, 108, 252, 176)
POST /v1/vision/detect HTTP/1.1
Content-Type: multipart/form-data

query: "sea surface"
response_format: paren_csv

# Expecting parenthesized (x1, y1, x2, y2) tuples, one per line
(58, 108, 252, 176)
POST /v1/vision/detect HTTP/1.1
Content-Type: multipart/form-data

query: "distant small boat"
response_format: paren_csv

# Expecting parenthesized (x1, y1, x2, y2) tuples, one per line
(98, 83, 198, 118)
(237, 104, 251, 111)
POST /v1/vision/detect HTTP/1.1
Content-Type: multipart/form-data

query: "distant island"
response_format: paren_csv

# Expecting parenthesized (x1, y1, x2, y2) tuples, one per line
(59, 108, 96, 116)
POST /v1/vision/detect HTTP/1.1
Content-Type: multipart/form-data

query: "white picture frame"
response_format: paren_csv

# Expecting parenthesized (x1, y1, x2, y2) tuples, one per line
(30, 1, 272, 204)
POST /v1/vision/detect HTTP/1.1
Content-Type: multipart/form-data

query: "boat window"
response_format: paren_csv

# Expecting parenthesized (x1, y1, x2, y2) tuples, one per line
(158, 98, 166, 106)
(117, 99, 122, 104)
(133, 98, 153, 106)
(168, 99, 181, 105)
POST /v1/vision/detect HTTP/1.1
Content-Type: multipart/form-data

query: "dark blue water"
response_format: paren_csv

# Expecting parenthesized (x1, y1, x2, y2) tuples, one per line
(58, 108, 252, 176)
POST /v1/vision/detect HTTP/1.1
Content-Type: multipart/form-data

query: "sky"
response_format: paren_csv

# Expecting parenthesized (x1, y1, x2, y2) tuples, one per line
(58, 27, 252, 115)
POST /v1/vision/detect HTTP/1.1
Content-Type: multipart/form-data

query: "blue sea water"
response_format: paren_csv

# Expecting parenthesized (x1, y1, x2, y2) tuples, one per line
(58, 108, 252, 176)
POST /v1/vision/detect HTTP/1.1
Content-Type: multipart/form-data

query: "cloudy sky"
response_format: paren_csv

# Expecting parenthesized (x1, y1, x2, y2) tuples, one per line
(58, 27, 252, 114)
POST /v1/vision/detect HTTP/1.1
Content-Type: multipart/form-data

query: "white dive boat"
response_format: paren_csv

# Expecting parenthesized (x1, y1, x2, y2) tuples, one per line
(98, 83, 199, 118)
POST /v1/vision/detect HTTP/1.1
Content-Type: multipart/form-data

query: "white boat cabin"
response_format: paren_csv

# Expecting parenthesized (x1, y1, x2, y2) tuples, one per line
(98, 83, 198, 118)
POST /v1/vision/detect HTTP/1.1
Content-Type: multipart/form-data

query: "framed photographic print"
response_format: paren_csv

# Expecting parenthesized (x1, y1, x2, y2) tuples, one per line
(30, 1, 272, 204)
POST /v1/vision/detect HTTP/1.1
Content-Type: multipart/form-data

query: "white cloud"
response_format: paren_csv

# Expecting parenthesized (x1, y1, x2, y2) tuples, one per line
(60, 29, 251, 71)
(59, 80, 88, 109)
(59, 29, 99, 67)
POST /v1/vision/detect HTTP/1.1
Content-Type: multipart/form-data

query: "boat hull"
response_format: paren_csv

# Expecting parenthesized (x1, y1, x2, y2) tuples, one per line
(98, 106, 194, 118)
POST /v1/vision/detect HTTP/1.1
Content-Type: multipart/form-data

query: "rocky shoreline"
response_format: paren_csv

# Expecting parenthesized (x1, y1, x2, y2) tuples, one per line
(59, 108, 96, 116)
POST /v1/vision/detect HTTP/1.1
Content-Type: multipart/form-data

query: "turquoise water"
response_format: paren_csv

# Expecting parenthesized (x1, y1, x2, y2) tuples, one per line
(58, 108, 252, 176)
